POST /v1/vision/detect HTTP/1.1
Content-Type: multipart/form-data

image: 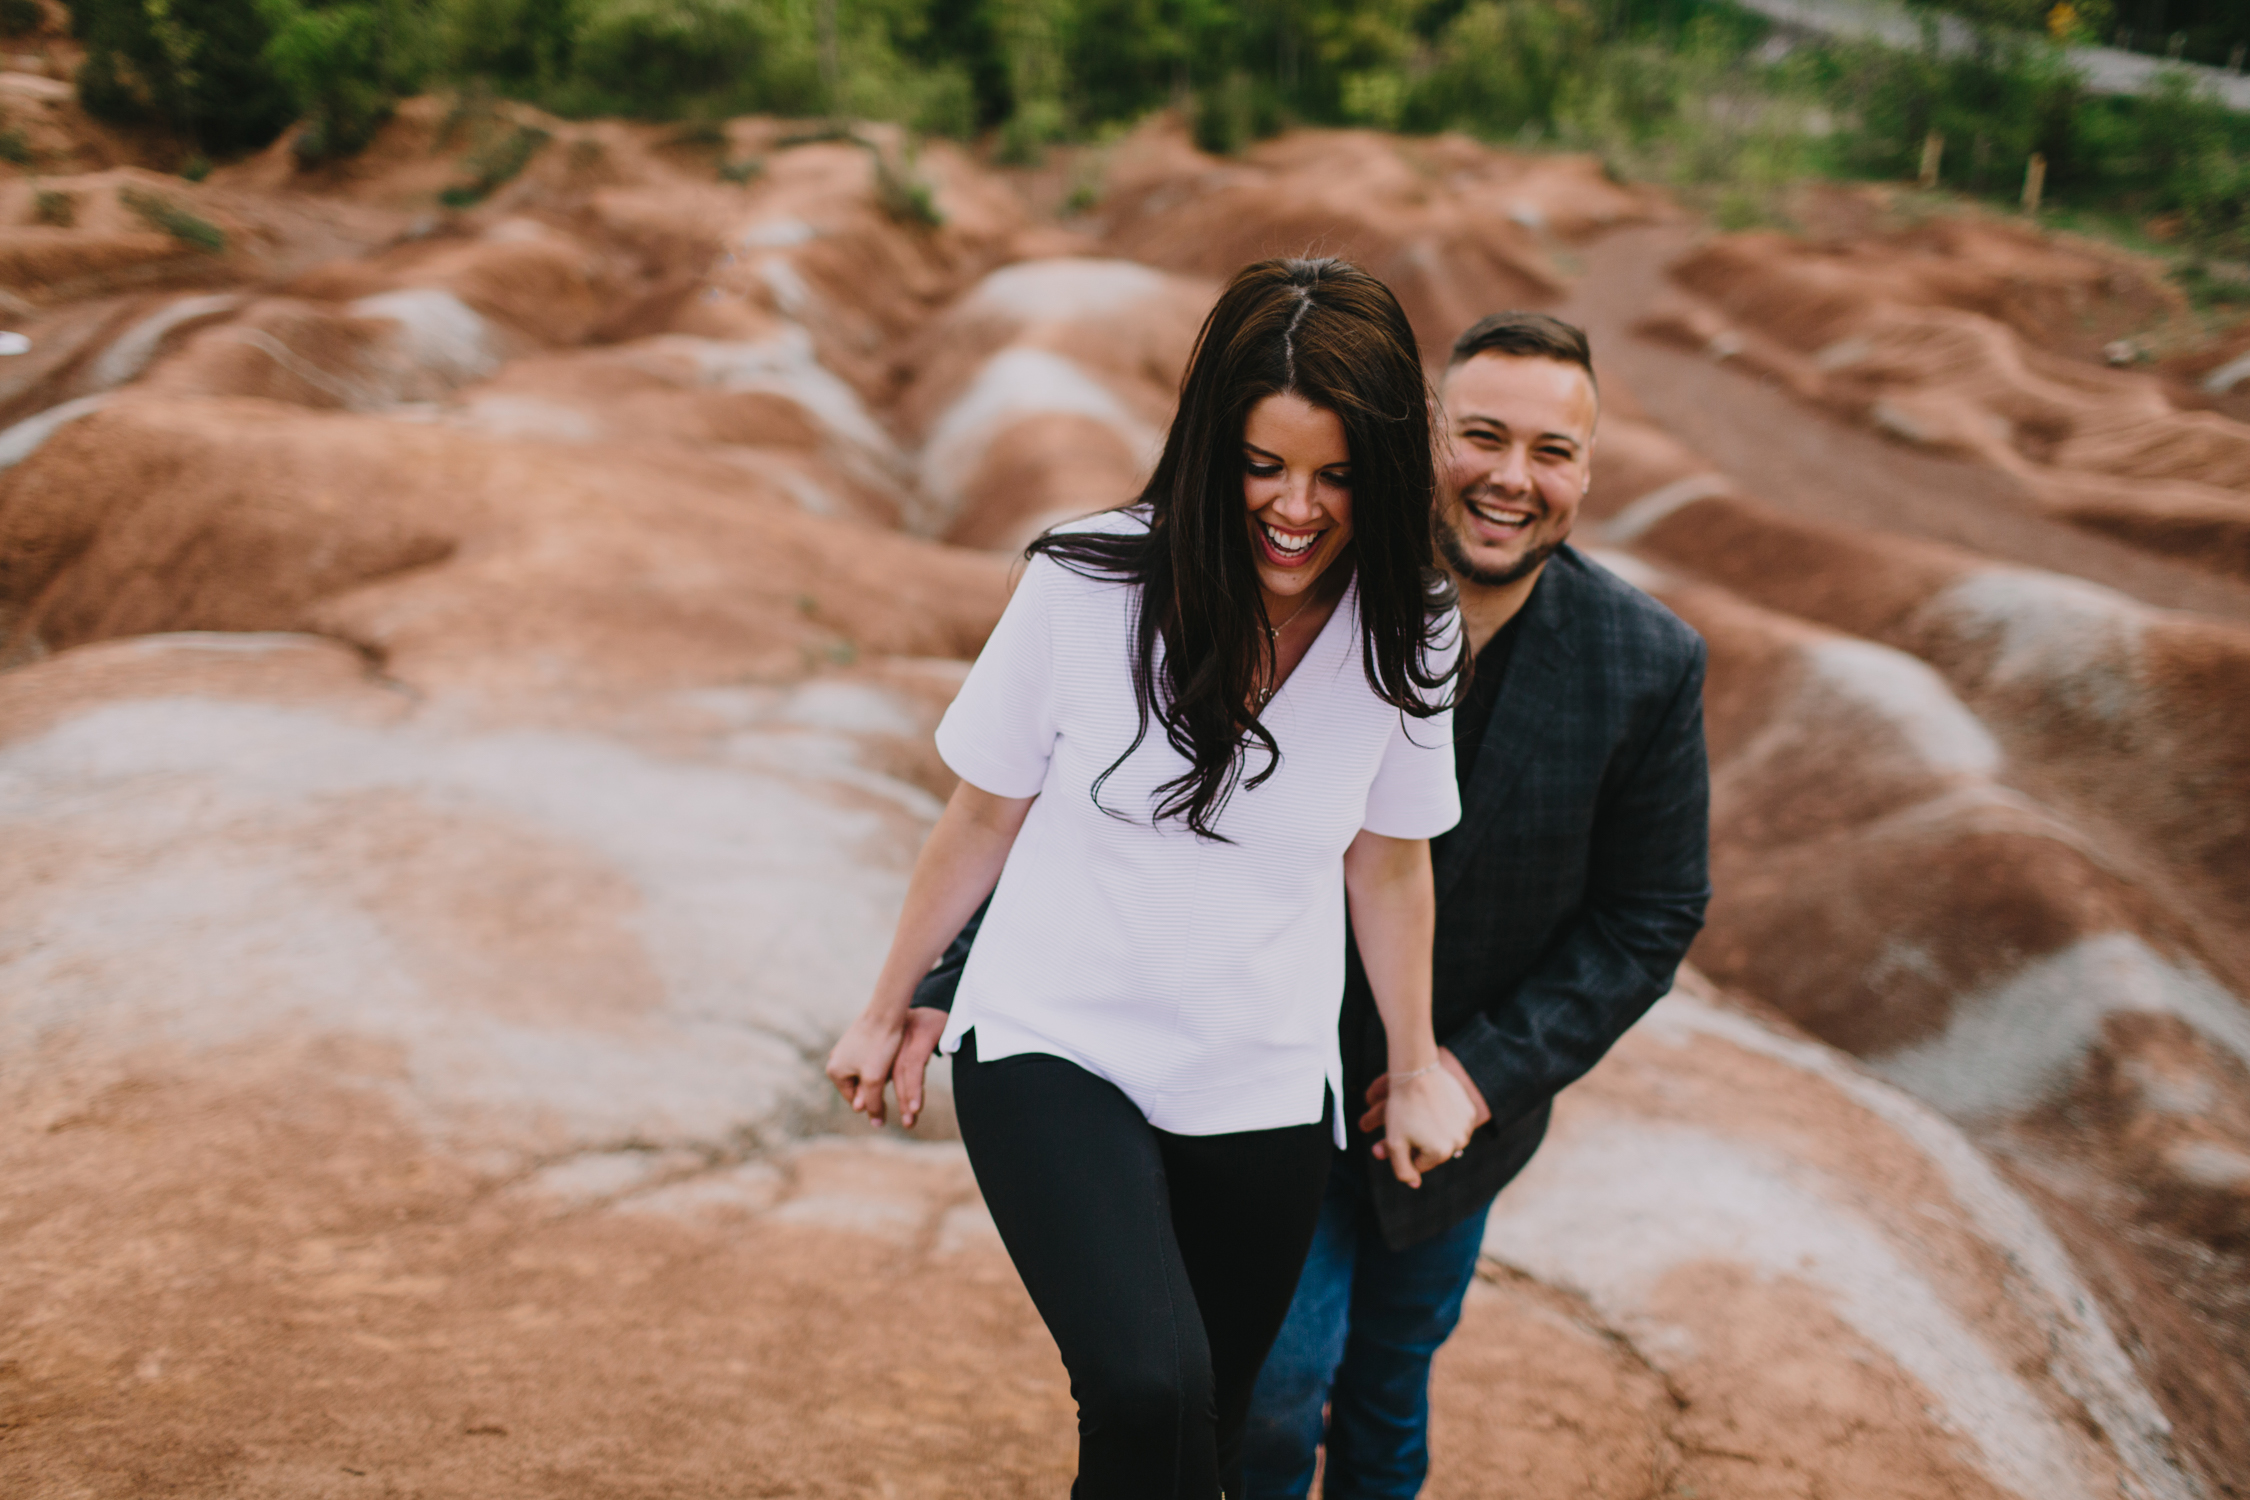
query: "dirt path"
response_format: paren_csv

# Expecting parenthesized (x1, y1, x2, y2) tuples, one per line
(1559, 224, 2250, 627)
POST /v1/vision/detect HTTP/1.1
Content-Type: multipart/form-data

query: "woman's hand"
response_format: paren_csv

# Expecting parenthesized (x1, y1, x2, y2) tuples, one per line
(828, 780, 1035, 1129)
(1377, 1067, 1477, 1188)
(891, 1007, 949, 1130)
(826, 1010, 908, 1126)
(1341, 828, 1461, 1187)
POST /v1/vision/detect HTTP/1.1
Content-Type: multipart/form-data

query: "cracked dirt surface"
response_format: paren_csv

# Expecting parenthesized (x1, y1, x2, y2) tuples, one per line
(0, 1001, 2166, 1500)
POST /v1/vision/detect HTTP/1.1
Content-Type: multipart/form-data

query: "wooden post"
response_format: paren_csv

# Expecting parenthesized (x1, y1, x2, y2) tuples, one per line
(2230, 41, 2245, 73)
(1918, 131, 1945, 189)
(2022, 153, 2046, 215)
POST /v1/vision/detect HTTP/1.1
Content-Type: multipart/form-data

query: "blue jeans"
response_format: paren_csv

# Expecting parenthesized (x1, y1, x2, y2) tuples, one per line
(1240, 1159, 1493, 1500)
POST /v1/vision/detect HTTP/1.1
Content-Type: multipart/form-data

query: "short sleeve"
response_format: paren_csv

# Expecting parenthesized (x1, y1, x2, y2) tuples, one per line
(934, 558, 1061, 798)
(1359, 609, 1465, 839)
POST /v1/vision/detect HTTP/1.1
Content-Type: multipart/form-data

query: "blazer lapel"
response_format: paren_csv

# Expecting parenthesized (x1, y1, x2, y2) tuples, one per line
(1434, 557, 1578, 904)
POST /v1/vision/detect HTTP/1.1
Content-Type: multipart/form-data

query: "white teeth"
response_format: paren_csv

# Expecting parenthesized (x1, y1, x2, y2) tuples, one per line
(1262, 523, 1317, 556)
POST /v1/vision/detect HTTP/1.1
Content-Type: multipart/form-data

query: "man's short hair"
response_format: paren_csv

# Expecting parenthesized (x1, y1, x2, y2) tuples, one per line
(1448, 311, 1596, 390)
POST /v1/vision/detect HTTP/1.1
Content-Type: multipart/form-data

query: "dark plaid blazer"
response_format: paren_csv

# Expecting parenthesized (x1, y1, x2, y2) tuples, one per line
(913, 544, 1709, 1250)
(1343, 545, 1710, 1248)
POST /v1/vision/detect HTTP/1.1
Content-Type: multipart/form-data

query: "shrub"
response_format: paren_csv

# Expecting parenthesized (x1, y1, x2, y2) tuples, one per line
(33, 186, 74, 224)
(120, 184, 227, 249)
(258, 0, 416, 163)
(867, 137, 941, 226)
(66, 0, 298, 153)
(1829, 30, 2086, 192)
(1192, 68, 1283, 155)
(566, 0, 778, 116)
(2084, 71, 2250, 252)
(432, 0, 577, 94)
(438, 119, 549, 203)
(1403, 0, 1601, 139)
(1932, 0, 2114, 35)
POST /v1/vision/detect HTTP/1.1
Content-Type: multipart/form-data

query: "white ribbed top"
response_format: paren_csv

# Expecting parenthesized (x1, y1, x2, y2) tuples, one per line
(936, 511, 1462, 1143)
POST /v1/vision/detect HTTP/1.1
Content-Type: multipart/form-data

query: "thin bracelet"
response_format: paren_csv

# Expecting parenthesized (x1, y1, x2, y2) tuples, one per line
(1388, 1061, 1444, 1083)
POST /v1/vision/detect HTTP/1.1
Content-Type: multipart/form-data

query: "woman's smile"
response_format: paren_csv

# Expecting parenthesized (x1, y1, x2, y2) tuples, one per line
(1256, 518, 1326, 565)
(1242, 391, 1355, 607)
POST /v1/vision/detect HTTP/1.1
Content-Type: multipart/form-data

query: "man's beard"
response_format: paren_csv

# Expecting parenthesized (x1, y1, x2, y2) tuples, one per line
(1438, 505, 1563, 589)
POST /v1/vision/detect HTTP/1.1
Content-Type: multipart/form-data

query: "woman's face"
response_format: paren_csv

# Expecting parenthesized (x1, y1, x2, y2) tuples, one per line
(1241, 391, 1354, 605)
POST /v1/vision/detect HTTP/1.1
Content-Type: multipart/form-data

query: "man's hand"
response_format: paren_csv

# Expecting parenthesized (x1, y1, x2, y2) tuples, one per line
(893, 1007, 948, 1130)
(1363, 1047, 1492, 1158)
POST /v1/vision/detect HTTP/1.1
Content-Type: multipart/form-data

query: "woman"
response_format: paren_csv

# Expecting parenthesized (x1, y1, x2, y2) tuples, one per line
(825, 257, 1476, 1499)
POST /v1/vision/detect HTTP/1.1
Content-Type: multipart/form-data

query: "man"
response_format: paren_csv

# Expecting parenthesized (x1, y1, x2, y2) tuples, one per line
(894, 311, 1709, 1500)
(1235, 312, 1709, 1498)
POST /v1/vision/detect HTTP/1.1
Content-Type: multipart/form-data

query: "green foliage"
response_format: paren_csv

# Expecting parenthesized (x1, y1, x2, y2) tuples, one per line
(66, 0, 298, 152)
(33, 186, 75, 224)
(1403, 0, 1601, 139)
(0, 122, 28, 163)
(63, 0, 420, 161)
(565, 0, 785, 116)
(869, 137, 942, 225)
(1926, 0, 2113, 36)
(0, 0, 46, 36)
(430, 0, 966, 134)
(120, 184, 227, 248)
(436, 0, 576, 93)
(2071, 71, 2250, 248)
(30, 0, 2246, 265)
(438, 118, 549, 202)
(258, 0, 425, 163)
(1192, 68, 1280, 155)
(1824, 30, 2085, 190)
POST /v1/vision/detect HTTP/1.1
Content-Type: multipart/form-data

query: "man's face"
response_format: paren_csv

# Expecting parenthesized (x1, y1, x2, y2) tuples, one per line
(1436, 353, 1597, 590)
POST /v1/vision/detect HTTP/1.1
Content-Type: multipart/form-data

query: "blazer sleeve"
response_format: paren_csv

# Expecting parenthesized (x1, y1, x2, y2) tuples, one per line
(909, 895, 988, 1013)
(1444, 638, 1712, 1130)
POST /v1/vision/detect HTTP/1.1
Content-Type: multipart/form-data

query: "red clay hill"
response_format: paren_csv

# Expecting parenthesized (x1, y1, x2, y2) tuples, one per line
(3, 89, 2246, 1498)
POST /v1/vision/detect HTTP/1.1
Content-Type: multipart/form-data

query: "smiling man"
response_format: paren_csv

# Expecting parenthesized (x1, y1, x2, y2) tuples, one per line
(1238, 311, 1711, 1500)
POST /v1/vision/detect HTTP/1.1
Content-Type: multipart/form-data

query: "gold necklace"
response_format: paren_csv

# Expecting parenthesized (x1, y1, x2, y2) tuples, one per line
(1264, 591, 1313, 642)
(1255, 594, 1314, 708)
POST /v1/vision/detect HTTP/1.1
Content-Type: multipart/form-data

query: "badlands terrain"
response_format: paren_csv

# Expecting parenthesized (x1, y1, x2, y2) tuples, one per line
(4, 54, 2250, 1500)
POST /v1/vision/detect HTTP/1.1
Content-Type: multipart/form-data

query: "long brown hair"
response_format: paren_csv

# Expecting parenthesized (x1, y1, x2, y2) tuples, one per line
(1029, 256, 1457, 841)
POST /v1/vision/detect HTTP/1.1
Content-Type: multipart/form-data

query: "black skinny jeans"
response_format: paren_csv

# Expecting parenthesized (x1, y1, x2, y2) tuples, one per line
(953, 1032, 1334, 1500)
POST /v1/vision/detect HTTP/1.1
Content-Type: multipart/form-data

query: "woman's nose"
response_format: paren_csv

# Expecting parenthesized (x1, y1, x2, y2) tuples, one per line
(1273, 473, 1321, 521)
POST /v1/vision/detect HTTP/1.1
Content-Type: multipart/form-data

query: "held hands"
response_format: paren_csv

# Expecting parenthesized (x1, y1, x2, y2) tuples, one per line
(823, 1006, 947, 1130)
(1363, 1049, 1489, 1188)
(892, 1008, 947, 1129)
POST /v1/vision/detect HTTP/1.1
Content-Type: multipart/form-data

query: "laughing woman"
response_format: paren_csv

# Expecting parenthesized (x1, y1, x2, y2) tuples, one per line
(825, 258, 1476, 1500)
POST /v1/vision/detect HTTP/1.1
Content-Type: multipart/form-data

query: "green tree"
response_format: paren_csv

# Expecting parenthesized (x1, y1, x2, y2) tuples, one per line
(438, 0, 579, 94)
(567, 0, 778, 115)
(1402, 0, 1601, 138)
(68, 0, 297, 152)
(258, 0, 428, 162)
